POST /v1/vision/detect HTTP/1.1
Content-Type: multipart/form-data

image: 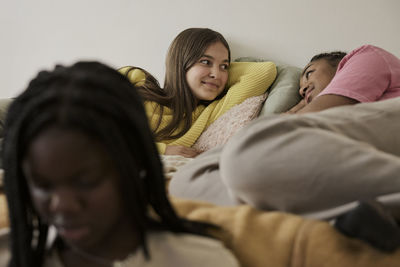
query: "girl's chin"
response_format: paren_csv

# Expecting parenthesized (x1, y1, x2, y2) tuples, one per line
(196, 95, 217, 102)
(203, 91, 222, 101)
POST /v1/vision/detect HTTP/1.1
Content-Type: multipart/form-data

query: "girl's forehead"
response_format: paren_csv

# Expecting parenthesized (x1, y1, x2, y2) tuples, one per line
(302, 59, 332, 74)
(23, 128, 111, 180)
(203, 42, 229, 59)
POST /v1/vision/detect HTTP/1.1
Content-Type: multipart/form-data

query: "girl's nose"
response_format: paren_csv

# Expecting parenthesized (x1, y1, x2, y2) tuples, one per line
(49, 188, 81, 214)
(209, 66, 220, 79)
(299, 85, 308, 98)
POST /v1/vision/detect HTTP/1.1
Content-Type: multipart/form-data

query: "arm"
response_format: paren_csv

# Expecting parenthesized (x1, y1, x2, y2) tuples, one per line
(285, 99, 306, 114)
(164, 145, 200, 158)
(118, 66, 146, 86)
(214, 62, 277, 116)
(295, 94, 359, 114)
(156, 134, 200, 158)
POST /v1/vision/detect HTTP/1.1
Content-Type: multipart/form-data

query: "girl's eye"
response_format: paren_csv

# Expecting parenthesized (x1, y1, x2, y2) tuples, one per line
(306, 70, 314, 79)
(74, 177, 102, 190)
(33, 182, 52, 191)
(28, 177, 52, 191)
(28, 180, 53, 199)
(220, 64, 229, 70)
(200, 59, 211, 65)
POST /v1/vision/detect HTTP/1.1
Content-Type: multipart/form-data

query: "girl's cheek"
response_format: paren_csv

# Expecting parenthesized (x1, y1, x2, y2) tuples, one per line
(30, 187, 51, 213)
(222, 73, 229, 86)
(31, 187, 50, 200)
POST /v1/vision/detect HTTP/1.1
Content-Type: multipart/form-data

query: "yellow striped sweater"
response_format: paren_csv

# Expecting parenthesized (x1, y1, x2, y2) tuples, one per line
(120, 62, 277, 154)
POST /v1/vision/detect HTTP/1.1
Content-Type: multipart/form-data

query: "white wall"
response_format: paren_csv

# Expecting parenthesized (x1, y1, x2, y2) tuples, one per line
(2, 0, 400, 98)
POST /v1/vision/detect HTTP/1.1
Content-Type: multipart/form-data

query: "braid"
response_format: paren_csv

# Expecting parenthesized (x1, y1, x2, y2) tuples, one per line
(3, 61, 214, 266)
(3, 82, 51, 267)
(310, 51, 347, 69)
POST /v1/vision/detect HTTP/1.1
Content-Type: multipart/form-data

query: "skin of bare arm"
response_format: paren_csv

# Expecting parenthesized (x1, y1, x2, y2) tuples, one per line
(165, 145, 201, 158)
(295, 94, 358, 114)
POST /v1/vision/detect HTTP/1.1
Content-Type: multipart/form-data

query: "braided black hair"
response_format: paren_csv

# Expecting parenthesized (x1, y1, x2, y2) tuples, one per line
(310, 51, 347, 69)
(2, 61, 212, 267)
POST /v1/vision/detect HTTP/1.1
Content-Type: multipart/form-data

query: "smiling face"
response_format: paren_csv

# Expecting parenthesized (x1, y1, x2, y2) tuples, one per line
(299, 59, 337, 104)
(185, 41, 230, 102)
(22, 127, 136, 253)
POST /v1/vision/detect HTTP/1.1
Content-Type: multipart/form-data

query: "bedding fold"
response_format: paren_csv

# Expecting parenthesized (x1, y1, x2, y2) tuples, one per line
(171, 197, 400, 267)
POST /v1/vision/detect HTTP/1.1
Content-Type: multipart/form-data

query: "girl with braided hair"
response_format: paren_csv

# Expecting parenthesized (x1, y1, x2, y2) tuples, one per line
(2, 61, 239, 267)
(288, 45, 400, 113)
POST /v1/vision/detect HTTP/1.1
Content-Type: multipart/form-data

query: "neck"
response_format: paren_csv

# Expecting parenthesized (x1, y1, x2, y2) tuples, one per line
(60, 236, 140, 267)
(59, 222, 141, 267)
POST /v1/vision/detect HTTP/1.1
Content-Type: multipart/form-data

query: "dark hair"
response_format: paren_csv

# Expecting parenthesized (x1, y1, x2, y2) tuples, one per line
(2, 61, 212, 267)
(310, 51, 347, 69)
(121, 28, 231, 141)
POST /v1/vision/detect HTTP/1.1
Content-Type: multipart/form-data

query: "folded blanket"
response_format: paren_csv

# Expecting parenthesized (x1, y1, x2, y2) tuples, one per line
(161, 155, 193, 181)
(171, 197, 400, 267)
(2, 194, 399, 266)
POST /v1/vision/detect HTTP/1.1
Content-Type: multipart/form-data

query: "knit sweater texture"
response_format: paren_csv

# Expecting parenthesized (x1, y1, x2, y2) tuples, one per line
(120, 62, 277, 153)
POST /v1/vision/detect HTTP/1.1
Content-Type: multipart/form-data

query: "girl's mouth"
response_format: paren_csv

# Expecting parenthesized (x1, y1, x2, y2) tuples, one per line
(57, 225, 90, 242)
(305, 89, 314, 104)
(202, 81, 219, 89)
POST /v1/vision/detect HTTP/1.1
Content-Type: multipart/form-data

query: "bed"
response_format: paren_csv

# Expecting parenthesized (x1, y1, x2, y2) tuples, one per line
(1, 61, 400, 266)
(161, 58, 400, 266)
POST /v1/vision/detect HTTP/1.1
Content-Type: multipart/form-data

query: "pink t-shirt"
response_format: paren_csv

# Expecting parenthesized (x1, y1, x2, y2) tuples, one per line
(318, 45, 400, 102)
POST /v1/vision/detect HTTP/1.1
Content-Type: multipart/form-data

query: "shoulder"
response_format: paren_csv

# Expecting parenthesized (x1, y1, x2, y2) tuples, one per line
(333, 45, 395, 78)
(347, 44, 386, 57)
(339, 45, 390, 68)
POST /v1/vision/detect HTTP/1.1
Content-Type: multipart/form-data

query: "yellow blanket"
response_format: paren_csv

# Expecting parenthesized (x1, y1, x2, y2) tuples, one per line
(171, 197, 400, 267)
(0, 194, 8, 229)
(1, 194, 400, 266)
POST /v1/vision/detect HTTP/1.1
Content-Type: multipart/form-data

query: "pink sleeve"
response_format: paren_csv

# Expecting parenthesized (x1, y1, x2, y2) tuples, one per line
(318, 45, 391, 102)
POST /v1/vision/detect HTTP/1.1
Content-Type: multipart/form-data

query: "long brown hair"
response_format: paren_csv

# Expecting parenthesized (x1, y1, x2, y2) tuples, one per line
(124, 28, 231, 141)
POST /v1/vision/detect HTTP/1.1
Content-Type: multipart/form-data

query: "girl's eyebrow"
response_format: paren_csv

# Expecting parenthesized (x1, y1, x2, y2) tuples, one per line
(27, 161, 102, 183)
(301, 63, 313, 78)
(202, 54, 229, 63)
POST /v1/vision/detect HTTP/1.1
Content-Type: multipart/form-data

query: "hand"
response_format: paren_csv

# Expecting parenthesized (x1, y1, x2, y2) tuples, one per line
(164, 145, 201, 158)
(285, 99, 306, 114)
